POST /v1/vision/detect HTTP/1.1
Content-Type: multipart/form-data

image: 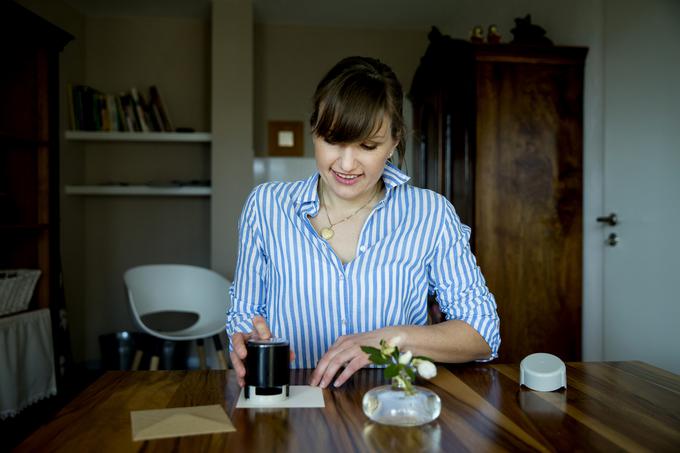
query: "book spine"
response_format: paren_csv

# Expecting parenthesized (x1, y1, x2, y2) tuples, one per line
(150, 85, 174, 132)
(81, 86, 93, 131)
(138, 90, 160, 132)
(99, 94, 110, 131)
(106, 94, 119, 131)
(66, 83, 76, 130)
(114, 95, 128, 132)
(122, 94, 140, 131)
(130, 87, 150, 132)
(73, 85, 84, 131)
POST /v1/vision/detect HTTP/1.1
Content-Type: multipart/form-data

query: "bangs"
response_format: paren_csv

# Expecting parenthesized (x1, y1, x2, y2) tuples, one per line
(312, 76, 390, 144)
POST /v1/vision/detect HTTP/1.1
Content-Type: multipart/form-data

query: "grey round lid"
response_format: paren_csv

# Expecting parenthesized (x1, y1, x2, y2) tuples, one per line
(520, 352, 567, 392)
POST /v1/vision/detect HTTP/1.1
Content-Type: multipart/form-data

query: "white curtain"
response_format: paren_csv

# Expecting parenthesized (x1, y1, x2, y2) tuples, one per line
(0, 308, 56, 419)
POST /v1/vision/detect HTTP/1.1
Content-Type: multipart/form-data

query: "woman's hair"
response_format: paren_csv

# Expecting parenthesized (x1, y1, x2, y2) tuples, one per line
(310, 56, 406, 166)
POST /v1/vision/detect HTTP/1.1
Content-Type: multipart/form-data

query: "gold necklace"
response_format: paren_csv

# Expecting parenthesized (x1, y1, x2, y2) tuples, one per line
(319, 184, 380, 241)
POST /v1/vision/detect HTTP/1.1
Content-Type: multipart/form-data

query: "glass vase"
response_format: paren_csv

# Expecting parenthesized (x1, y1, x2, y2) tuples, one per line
(362, 377, 441, 426)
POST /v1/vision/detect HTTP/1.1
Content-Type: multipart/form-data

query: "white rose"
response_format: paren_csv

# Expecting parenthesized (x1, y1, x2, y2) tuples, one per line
(381, 343, 395, 356)
(398, 350, 413, 365)
(414, 359, 437, 379)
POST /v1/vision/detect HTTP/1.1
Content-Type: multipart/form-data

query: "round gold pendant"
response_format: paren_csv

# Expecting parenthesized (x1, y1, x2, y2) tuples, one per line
(320, 227, 334, 240)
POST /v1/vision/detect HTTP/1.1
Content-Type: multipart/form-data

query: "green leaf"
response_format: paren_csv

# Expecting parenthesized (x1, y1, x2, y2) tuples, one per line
(405, 366, 416, 381)
(391, 346, 400, 361)
(369, 352, 390, 365)
(361, 346, 381, 355)
(384, 364, 400, 379)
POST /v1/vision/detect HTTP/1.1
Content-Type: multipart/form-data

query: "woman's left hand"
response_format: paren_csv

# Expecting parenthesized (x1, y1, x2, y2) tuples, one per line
(310, 327, 403, 388)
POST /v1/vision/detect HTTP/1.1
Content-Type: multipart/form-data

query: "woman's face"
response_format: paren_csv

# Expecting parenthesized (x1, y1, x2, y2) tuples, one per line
(314, 118, 397, 203)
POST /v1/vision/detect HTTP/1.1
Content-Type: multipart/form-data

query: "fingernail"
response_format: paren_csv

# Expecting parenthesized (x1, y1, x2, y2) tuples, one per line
(333, 380, 340, 388)
(320, 380, 326, 388)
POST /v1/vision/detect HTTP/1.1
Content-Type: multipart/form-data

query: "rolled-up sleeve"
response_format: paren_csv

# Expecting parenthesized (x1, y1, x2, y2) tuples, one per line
(427, 201, 500, 359)
(226, 188, 268, 349)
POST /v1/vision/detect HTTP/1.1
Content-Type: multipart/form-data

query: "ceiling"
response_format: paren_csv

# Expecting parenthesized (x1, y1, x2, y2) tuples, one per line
(60, 0, 455, 29)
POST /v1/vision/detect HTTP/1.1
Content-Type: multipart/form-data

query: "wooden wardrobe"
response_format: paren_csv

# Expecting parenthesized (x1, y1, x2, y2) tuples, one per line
(1, 2, 72, 312)
(410, 29, 587, 363)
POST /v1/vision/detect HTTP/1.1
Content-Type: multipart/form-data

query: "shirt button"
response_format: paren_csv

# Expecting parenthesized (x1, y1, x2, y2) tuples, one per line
(339, 274, 345, 281)
(342, 319, 347, 325)
(359, 245, 366, 252)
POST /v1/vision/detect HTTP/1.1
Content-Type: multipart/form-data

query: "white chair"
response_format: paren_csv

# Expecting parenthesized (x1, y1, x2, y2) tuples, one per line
(123, 264, 231, 370)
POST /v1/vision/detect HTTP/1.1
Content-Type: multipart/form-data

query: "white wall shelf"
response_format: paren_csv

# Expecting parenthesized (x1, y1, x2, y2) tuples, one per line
(64, 185, 211, 197)
(65, 131, 212, 143)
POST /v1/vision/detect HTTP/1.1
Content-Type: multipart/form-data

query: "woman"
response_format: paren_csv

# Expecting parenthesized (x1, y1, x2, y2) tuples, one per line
(227, 56, 499, 389)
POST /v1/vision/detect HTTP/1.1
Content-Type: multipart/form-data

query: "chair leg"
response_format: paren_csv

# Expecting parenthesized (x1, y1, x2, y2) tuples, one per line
(149, 356, 160, 370)
(131, 350, 144, 371)
(149, 337, 162, 370)
(197, 338, 206, 370)
(213, 334, 228, 370)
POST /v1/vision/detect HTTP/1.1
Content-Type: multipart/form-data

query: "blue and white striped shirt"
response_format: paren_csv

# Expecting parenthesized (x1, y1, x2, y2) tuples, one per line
(227, 163, 500, 368)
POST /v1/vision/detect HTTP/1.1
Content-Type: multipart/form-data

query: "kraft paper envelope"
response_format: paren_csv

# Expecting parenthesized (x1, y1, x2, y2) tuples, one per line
(130, 404, 235, 441)
(236, 385, 325, 408)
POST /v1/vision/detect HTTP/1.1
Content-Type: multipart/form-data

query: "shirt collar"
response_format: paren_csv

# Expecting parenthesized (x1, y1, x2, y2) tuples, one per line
(295, 162, 410, 213)
(382, 161, 411, 190)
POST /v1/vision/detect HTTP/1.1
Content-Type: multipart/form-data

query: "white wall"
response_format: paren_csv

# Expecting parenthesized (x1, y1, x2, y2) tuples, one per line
(253, 24, 427, 157)
(211, 0, 254, 279)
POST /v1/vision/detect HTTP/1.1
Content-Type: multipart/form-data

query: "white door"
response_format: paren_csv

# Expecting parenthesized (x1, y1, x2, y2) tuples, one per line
(602, 0, 680, 374)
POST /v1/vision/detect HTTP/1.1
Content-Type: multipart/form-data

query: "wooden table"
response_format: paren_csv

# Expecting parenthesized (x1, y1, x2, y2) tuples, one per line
(17, 362, 680, 452)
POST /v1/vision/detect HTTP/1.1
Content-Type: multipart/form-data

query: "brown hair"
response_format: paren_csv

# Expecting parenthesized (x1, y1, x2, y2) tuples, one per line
(310, 56, 406, 166)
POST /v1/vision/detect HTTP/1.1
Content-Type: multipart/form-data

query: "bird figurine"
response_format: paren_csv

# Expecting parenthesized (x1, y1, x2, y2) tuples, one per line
(487, 24, 502, 44)
(470, 25, 484, 43)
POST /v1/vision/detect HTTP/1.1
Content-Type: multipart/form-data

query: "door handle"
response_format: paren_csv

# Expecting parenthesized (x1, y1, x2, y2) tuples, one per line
(597, 213, 618, 226)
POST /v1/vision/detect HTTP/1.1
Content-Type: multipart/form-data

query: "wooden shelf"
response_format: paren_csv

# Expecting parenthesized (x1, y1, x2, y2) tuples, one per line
(64, 131, 212, 143)
(64, 185, 211, 197)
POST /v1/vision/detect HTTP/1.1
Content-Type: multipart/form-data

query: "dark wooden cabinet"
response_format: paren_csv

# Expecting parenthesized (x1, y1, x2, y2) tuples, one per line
(410, 30, 587, 362)
(0, 2, 72, 311)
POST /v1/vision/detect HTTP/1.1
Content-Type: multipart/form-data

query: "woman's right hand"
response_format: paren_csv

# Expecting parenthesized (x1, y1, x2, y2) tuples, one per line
(230, 316, 273, 387)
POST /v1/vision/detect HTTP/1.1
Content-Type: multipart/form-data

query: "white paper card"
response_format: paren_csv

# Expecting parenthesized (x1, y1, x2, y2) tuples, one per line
(236, 385, 325, 408)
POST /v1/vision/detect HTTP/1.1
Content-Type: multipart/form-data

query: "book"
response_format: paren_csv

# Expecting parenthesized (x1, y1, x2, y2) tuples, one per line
(122, 93, 141, 131)
(114, 95, 128, 132)
(149, 86, 174, 132)
(82, 86, 96, 131)
(72, 85, 84, 130)
(130, 87, 151, 132)
(106, 94, 119, 131)
(66, 83, 76, 130)
(137, 90, 160, 132)
(99, 94, 109, 131)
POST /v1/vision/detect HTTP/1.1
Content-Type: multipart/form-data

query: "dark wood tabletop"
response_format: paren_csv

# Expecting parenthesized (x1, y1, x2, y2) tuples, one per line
(16, 361, 680, 452)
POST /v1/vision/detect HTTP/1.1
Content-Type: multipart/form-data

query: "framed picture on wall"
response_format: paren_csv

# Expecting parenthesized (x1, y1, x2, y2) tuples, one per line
(268, 120, 304, 156)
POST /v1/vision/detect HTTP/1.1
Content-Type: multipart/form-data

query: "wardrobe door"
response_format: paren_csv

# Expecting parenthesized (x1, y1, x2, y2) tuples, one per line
(474, 53, 585, 362)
